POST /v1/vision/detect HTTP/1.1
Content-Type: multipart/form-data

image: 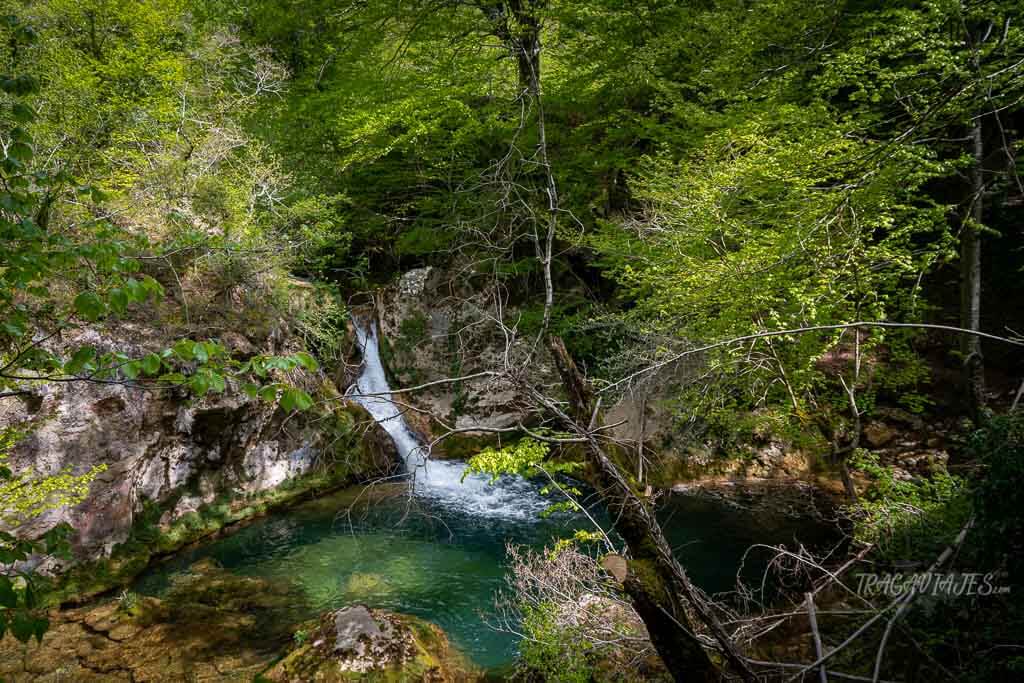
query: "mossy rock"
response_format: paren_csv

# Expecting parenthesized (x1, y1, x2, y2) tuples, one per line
(264, 605, 478, 682)
(430, 431, 503, 461)
(48, 463, 362, 606)
(5, 561, 305, 682)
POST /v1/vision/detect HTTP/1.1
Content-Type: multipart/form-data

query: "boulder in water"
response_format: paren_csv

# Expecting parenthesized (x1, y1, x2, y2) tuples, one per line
(264, 605, 476, 682)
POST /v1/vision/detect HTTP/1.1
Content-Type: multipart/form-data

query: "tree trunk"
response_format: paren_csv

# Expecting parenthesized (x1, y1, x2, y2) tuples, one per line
(545, 336, 758, 683)
(839, 459, 857, 500)
(511, 2, 541, 96)
(961, 116, 985, 420)
(477, 5, 749, 677)
(478, 1, 543, 96)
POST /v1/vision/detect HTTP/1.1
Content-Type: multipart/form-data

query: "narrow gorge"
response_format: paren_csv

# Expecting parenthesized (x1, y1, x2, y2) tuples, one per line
(2, 1, 1022, 681)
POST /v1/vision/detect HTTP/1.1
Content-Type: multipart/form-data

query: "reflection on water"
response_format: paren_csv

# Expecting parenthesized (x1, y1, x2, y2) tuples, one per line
(135, 482, 834, 670)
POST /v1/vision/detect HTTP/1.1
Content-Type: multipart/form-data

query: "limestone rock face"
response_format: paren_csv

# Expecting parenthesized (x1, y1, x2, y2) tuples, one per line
(0, 323, 395, 566)
(265, 605, 476, 682)
(370, 267, 554, 459)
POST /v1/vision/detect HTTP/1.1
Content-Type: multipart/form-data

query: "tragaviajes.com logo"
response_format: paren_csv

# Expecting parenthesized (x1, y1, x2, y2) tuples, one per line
(856, 572, 1010, 598)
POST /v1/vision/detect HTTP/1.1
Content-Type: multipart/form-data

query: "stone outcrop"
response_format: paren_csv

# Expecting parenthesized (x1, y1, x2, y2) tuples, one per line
(265, 604, 476, 682)
(370, 267, 552, 459)
(1, 322, 397, 574)
(606, 384, 956, 492)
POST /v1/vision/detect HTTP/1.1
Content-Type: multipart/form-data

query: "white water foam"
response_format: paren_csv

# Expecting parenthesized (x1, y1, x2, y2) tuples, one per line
(349, 321, 552, 520)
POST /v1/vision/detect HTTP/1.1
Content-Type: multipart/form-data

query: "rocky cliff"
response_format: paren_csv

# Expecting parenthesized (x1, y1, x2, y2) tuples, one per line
(371, 266, 550, 458)
(1, 321, 397, 584)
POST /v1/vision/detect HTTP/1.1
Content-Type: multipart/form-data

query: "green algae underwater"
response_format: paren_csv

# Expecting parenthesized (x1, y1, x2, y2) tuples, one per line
(133, 481, 834, 672)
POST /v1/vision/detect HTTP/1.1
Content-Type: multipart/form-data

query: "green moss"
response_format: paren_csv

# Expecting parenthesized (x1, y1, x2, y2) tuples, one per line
(627, 558, 670, 604)
(264, 610, 474, 682)
(47, 463, 360, 607)
(435, 431, 501, 460)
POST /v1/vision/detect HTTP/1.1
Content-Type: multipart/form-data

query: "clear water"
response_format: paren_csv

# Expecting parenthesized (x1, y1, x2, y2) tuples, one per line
(133, 321, 834, 670)
(134, 483, 832, 670)
(347, 322, 554, 520)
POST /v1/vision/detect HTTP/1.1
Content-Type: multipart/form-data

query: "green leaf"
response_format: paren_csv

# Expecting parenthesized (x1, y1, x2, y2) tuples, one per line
(7, 141, 33, 163)
(172, 339, 195, 361)
(209, 371, 226, 393)
(250, 358, 268, 378)
(10, 613, 34, 643)
(1, 74, 37, 95)
(64, 346, 97, 375)
(140, 276, 165, 299)
(121, 361, 140, 380)
(11, 102, 35, 123)
(1, 319, 26, 338)
(42, 525, 73, 560)
(0, 576, 17, 608)
(280, 388, 314, 412)
(33, 616, 48, 643)
(141, 353, 162, 375)
(124, 277, 145, 302)
(108, 287, 129, 314)
(0, 547, 27, 564)
(73, 292, 105, 321)
(23, 578, 35, 609)
(190, 371, 211, 396)
(294, 352, 319, 372)
(258, 385, 279, 403)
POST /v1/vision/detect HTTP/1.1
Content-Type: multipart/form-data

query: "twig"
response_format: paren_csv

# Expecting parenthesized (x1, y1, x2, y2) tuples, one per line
(600, 321, 1024, 395)
(807, 592, 829, 683)
(870, 516, 975, 682)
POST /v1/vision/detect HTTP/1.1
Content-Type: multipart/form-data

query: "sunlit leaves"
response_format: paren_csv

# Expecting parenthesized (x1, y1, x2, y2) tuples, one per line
(462, 439, 584, 519)
(280, 387, 314, 411)
(591, 101, 949, 410)
(0, 427, 82, 645)
(72, 292, 105, 321)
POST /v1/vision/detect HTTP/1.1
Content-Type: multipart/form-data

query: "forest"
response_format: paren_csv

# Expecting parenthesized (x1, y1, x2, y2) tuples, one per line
(1, 0, 1023, 681)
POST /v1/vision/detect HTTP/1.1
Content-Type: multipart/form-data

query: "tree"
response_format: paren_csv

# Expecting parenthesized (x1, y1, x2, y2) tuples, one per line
(0, 9, 323, 644)
(812, 0, 1024, 418)
(336, 1, 1023, 679)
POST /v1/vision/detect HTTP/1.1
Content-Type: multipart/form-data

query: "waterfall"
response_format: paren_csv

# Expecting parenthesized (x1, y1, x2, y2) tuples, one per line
(349, 320, 552, 520)
(349, 322, 426, 469)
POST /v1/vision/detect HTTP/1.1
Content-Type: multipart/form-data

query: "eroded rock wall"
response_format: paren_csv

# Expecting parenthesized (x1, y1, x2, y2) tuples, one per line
(370, 267, 553, 458)
(1, 324, 396, 569)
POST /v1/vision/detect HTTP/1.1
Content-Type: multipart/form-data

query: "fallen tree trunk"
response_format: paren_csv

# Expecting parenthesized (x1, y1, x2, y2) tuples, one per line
(541, 335, 758, 683)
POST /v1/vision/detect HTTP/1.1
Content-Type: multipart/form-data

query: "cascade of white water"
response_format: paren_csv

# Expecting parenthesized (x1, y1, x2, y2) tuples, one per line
(349, 321, 552, 520)
(349, 323, 426, 468)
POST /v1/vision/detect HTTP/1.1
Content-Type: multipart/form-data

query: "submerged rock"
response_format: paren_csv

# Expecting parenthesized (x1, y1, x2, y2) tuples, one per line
(344, 572, 392, 598)
(1, 320, 398, 592)
(0, 560, 304, 682)
(265, 605, 477, 682)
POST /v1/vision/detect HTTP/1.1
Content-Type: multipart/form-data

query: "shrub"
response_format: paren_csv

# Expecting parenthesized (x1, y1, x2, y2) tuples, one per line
(971, 415, 1024, 581)
(498, 545, 664, 683)
(848, 449, 970, 560)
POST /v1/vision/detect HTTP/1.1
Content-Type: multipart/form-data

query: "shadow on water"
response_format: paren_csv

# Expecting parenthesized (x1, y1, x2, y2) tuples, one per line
(134, 319, 837, 670)
(134, 478, 837, 671)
